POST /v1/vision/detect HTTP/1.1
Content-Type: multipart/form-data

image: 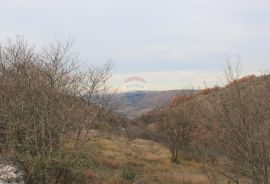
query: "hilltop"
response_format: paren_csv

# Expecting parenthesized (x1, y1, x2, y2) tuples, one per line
(115, 90, 193, 119)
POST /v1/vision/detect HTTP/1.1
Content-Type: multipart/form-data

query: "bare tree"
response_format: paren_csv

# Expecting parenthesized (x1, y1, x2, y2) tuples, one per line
(204, 61, 270, 184)
(74, 62, 115, 148)
(0, 37, 115, 183)
(159, 93, 197, 163)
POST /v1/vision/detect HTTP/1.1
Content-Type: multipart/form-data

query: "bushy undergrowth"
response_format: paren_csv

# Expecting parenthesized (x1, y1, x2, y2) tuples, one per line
(0, 37, 113, 183)
(122, 166, 136, 183)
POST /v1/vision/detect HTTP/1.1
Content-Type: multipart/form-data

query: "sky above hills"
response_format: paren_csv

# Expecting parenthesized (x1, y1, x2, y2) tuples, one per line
(1, 0, 270, 90)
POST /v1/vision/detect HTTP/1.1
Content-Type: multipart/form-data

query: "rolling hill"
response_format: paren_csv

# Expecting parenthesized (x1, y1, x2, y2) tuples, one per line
(115, 90, 192, 119)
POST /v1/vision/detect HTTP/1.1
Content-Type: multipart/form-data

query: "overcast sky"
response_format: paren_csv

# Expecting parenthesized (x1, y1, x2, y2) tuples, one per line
(1, 0, 270, 90)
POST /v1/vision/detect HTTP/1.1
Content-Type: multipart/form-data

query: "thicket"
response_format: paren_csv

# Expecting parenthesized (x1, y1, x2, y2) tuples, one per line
(157, 62, 270, 183)
(0, 37, 114, 183)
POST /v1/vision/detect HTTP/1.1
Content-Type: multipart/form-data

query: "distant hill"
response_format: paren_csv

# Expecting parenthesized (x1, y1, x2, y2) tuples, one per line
(131, 74, 270, 142)
(115, 90, 193, 119)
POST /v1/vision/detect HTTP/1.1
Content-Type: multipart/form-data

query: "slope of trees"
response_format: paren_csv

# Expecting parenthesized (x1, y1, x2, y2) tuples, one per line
(151, 63, 270, 183)
(0, 37, 115, 183)
(203, 65, 270, 184)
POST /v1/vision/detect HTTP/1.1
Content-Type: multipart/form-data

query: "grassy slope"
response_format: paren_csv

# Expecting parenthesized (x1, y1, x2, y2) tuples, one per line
(64, 135, 208, 184)
(93, 75, 270, 184)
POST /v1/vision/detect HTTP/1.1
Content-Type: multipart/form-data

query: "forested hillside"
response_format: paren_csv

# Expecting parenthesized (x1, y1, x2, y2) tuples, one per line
(133, 70, 270, 184)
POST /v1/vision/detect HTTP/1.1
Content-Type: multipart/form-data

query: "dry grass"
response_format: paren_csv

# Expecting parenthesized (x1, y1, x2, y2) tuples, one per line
(65, 135, 209, 184)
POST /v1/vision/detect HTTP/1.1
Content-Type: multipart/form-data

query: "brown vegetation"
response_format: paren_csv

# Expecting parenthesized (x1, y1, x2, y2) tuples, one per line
(198, 86, 220, 96)
(1, 37, 270, 184)
(159, 93, 197, 163)
(202, 65, 270, 184)
(0, 37, 115, 183)
(135, 63, 270, 184)
(226, 74, 256, 87)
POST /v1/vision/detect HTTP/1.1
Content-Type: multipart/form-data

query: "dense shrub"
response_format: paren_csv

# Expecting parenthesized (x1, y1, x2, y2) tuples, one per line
(122, 167, 136, 183)
(0, 37, 114, 183)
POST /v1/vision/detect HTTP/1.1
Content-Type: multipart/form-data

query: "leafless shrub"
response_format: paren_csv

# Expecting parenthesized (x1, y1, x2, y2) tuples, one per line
(158, 93, 197, 163)
(204, 61, 270, 184)
(0, 36, 115, 183)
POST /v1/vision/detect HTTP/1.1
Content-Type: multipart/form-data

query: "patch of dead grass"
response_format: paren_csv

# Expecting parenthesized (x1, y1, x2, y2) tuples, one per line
(65, 135, 210, 184)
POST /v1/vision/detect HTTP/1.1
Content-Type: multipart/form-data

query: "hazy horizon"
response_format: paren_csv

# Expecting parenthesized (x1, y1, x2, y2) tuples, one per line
(1, 0, 270, 90)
